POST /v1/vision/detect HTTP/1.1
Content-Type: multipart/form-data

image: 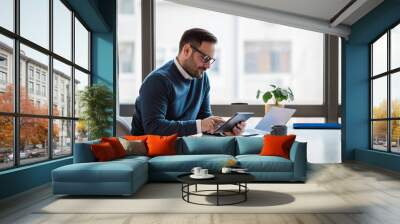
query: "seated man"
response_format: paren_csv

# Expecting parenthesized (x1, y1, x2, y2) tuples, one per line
(131, 28, 245, 136)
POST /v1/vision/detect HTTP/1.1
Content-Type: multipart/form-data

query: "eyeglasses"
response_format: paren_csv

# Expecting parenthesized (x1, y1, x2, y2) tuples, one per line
(190, 44, 216, 65)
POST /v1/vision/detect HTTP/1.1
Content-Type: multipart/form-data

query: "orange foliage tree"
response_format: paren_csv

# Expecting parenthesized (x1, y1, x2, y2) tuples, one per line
(0, 84, 60, 151)
(372, 99, 400, 142)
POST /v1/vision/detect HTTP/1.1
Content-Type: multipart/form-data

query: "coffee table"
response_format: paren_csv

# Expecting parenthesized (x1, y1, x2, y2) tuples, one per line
(177, 172, 255, 206)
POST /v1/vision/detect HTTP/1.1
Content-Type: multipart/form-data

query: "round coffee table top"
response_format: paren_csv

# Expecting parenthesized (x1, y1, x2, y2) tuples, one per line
(177, 172, 255, 185)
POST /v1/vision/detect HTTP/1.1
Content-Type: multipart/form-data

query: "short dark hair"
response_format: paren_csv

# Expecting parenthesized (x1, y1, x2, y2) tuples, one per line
(179, 28, 217, 52)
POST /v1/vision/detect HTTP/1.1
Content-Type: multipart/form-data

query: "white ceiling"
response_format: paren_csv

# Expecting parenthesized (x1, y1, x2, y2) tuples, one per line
(167, 0, 384, 38)
(225, 0, 353, 23)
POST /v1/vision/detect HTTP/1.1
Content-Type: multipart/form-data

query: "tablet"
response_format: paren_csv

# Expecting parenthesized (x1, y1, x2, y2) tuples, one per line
(214, 112, 254, 133)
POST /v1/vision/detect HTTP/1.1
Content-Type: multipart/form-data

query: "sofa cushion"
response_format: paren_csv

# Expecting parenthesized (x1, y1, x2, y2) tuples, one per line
(236, 155, 293, 172)
(101, 137, 127, 158)
(178, 136, 236, 155)
(53, 158, 147, 183)
(147, 134, 178, 157)
(91, 142, 118, 161)
(148, 154, 235, 172)
(260, 135, 296, 159)
(74, 140, 100, 163)
(235, 137, 263, 155)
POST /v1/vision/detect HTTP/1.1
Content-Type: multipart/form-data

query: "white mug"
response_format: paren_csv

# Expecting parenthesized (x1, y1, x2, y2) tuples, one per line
(200, 169, 208, 176)
(191, 167, 202, 176)
(221, 167, 232, 174)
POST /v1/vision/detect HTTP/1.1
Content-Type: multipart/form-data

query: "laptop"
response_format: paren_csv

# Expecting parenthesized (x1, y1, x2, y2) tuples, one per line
(242, 107, 296, 136)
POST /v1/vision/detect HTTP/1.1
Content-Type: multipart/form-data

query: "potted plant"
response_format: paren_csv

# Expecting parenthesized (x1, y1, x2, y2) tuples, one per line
(79, 84, 114, 140)
(256, 84, 294, 113)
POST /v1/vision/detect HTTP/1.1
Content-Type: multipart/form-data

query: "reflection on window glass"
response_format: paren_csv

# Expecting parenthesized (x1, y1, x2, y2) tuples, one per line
(74, 69, 89, 118)
(391, 24, 400, 70)
(372, 121, 388, 151)
(372, 77, 387, 119)
(0, 35, 14, 112)
(391, 120, 400, 153)
(20, 0, 49, 49)
(53, 59, 72, 117)
(20, 44, 49, 115)
(20, 117, 49, 165)
(372, 33, 387, 76)
(155, 1, 323, 105)
(75, 18, 89, 69)
(119, 42, 135, 73)
(53, 0, 72, 60)
(0, 0, 14, 31)
(53, 119, 72, 157)
(0, 116, 13, 170)
(118, 0, 142, 104)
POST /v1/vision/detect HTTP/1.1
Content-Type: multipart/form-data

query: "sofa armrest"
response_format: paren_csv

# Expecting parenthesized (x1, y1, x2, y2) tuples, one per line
(73, 140, 100, 163)
(289, 141, 307, 181)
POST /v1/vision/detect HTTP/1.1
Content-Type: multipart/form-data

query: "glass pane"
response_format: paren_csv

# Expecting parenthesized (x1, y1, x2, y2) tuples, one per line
(75, 18, 89, 70)
(0, 0, 14, 31)
(155, 1, 323, 105)
(118, 0, 142, 104)
(372, 77, 387, 119)
(74, 69, 89, 118)
(75, 120, 88, 143)
(20, 0, 49, 49)
(20, 44, 49, 115)
(0, 116, 14, 170)
(372, 121, 388, 151)
(53, 59, 72, 117)
(391, 72, 400, 118)
(0, 34, 14, 112)
(53, 0, 72, 60)
(372, 33, 387, 76)
(391, 120, 400, 153)
(392, 24, 400, 70)
(20, 117, 49, 165)
(53, 119, 72, 158)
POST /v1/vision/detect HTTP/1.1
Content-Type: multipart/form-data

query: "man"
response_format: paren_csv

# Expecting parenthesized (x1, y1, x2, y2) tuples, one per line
(131, 28, 245, 136)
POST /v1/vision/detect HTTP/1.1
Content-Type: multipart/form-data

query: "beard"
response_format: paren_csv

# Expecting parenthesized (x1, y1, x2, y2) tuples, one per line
(182, 56, 205, 79)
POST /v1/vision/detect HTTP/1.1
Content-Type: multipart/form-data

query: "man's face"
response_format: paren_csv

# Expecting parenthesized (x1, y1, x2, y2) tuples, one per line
(182, 42, 215, 79)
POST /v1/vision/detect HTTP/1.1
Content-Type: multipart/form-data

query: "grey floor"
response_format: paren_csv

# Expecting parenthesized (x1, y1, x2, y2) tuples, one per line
(1, 162, 400, 224)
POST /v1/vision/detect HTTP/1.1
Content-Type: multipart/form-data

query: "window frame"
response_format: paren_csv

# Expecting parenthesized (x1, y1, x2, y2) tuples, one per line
(0, 0, 92, 171)
(369, 21, 400, 154)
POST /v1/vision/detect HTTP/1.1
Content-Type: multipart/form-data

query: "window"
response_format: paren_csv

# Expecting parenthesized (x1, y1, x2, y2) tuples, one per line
(75, 18, 89, 70)
(244, 41, 291, 74)
(0, 0, 14, 31)
(119, 42, 135, 73)
(0, 1, 91, 170)
(118, 0, 142, 104)
(370, 23, 400, 153)
(118, 0, 135, 14)
(155, 1, 323, 105)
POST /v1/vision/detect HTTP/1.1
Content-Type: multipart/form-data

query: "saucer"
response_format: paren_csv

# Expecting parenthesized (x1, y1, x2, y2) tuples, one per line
(190, 174, 215, 179)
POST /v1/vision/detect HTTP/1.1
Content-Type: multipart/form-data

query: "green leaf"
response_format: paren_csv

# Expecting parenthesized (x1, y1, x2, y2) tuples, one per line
(262, 92, 273, 104)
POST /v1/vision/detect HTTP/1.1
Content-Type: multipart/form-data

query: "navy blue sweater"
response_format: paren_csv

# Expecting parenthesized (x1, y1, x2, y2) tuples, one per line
(131, 60, 212, 136)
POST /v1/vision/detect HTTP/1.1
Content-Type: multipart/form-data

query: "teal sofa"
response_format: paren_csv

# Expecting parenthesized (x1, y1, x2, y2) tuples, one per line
(52, 136, 307, 196)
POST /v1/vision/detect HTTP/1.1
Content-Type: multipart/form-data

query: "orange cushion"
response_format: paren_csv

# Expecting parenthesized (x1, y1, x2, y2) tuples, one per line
(124, 135, 149, 141)
(146, 134, 178, 157)
(91, 142, 118, 161)
(260, 135, 296, 159)
(101, 137, 127, 158)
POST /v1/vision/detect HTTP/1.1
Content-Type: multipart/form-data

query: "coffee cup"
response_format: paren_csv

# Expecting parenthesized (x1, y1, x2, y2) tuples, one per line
(221, 167, 232, 174)
(199, 169, 208, 176)
(191, 167, 202, 176)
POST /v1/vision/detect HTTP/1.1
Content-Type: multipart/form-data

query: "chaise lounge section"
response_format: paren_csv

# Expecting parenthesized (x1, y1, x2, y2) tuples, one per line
(52, 136, 307, 196)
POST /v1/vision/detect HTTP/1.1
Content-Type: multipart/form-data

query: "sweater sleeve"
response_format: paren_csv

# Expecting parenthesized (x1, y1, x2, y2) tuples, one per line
(196, 74, 212, 119)
(139, 75, 198, 136)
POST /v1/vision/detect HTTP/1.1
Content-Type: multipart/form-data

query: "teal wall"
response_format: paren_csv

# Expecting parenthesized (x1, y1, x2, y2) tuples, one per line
(0, 0, 117, 200)
(343, 0, 400, 171)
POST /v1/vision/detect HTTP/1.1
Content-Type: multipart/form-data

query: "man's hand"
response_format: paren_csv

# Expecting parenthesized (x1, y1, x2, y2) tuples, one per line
(224, 121, 246, 136)
(201, 116, 225, 133)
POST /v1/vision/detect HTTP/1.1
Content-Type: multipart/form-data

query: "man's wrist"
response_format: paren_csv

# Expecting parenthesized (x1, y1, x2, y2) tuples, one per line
(196, 120, 202, 134)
